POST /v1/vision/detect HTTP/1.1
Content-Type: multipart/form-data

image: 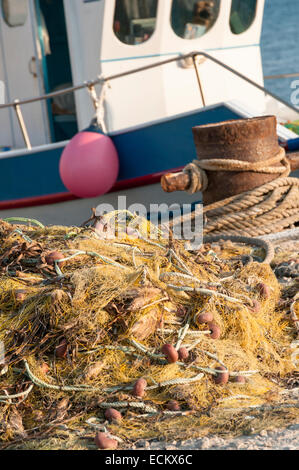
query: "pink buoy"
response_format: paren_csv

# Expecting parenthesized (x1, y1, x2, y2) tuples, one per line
(59, 131, 119, 198)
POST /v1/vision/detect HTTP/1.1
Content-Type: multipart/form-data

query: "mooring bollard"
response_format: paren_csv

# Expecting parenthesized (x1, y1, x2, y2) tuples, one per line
(161, 116, 299, 205)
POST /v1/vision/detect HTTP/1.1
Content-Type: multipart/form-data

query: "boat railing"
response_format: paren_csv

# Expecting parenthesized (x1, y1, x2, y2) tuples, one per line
(264, 72, 299, 80)
(1, 51, 298, 150)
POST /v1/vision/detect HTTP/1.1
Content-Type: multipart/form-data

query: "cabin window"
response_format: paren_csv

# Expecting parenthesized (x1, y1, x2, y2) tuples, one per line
(230, 0, 257, 34)
(171, 0, 220, 40)
(2, 0, 27, 27)
(113, 0, 158, 45)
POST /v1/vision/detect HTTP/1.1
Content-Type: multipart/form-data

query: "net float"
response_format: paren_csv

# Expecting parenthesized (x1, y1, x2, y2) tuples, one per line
(231, 375, 247, 384)
(195, 311, 214, 325)
(249, 299, 261, 314)
(167, 400, 181, 412)
(133, 378, 147, 398)
(207, 323, 221, 340)
(161, 344, 179, 364)
(213, 366, 229, 385)
(178, 347, 189, 361)
(257, 283, 271, 299)
(55, 339, 68, 359)
(104, 408, 122, 423)
(94, 432, 118, 450)
(45, 251, 65, 268)
(40, 362, 50, 375)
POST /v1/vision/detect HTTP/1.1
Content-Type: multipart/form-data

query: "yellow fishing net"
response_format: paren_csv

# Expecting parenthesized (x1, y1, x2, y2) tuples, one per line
(0, 215, 297, 447)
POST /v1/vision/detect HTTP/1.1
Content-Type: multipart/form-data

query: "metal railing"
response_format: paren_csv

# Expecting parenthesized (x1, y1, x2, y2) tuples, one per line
(265, 72, 299, 80)
(1, 51, 298, 149)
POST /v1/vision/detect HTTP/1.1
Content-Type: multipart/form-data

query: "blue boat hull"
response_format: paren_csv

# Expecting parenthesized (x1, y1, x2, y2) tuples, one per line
(0, 105, 244, 208)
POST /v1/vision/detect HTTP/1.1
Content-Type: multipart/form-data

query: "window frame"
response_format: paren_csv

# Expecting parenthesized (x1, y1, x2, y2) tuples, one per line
(229, 0, 258, 35)
(170, 0, 221, 41)
(112, 0, 159, 47)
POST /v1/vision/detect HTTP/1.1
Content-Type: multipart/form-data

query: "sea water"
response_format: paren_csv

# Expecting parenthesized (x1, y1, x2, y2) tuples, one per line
(261, 0, 299, 105)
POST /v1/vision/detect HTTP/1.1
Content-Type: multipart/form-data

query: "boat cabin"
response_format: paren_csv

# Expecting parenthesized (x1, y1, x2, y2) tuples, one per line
(0, 0, 273, 151)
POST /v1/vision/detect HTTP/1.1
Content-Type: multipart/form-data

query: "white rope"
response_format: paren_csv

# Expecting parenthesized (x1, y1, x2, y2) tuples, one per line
(166, 284, 244, 304)
(139, 297, 169, 311)
(219, 395, 255, 403)
(157, 328, 210, 336)
(168, 249, 193, 276)
(259, 227, 299, 242)
(175, 320, 190, 350)
(229, 370, 259, 377)
(0, 384, 34, 404)
(99, 401, 157, 413)
(223, 402, 299, 411)
(87, 77, 109, 134)
(146, 373, 204, 389)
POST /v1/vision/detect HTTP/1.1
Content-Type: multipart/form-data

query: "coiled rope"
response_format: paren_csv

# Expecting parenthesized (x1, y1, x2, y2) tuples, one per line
(203, 235, 275, 265)
(184, 148, 299, 238)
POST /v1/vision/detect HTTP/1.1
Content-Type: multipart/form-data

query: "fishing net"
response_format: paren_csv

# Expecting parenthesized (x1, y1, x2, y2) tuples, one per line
(284, 120, 299, 135)
(0, 215, 297, 448)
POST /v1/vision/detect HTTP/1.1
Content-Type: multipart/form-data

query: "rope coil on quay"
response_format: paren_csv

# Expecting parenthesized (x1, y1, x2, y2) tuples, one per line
(182, 147, 299, 239)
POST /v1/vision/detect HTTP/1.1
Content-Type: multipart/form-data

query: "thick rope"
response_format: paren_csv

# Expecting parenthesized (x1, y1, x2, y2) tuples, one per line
(198, 148, 289, 175)
(203, 235, 274, 264)
(184, 161, 209, 193)
(184, 148, 299, 238)
(3, 217, 45, 229)
(0, 384, 34, 404)
(203, 177, 299, 237)
(185, 148, 289, 195)
(259, 227, 299, 242)
(99, 402, 158, 413)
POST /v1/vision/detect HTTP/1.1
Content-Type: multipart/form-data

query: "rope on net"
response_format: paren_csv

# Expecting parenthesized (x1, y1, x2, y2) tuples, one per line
(99, 402, 158, 413)
(0, 384, 34, 404)
(3, 217, 45, 229)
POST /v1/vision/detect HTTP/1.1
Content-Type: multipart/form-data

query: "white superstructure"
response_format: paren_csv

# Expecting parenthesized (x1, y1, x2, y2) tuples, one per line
(0, 0, 297, 151)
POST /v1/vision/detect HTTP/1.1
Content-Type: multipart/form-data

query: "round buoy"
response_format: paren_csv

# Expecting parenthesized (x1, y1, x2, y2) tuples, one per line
(161, 344, 179, 364)
(257, 283, 271, 299)
(178, 347, 189, 361)
(195, 311, 214, 325)
(40, 362, 50, 375)
(95, 432, 118, 450)
(105, 408, 122, 423)
(167, 400, 181, 411)
(133, 378, 147, 398)
(55, 339, 68, 359)
(45, 251, 65, 268)
(213, 366, 229, 385)
(207, 323, 221, 340)
(249, 299, 261, 314)
(59, 132, 119, 198)
(232, 375, 246, 384)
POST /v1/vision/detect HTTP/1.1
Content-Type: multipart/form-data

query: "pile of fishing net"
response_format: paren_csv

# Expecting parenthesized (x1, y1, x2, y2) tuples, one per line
(284, 119, 299, 135)
(0, 214, 298, 449)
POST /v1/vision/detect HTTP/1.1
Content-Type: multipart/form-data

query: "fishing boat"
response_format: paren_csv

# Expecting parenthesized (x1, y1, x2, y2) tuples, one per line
(0, 0, 298, 226)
